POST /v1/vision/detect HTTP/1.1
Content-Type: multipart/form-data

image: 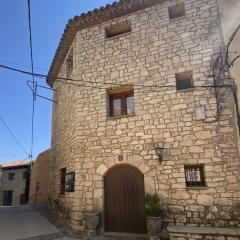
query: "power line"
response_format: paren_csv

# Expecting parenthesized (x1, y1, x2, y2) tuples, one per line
(0, 63, 230, 90)
(27, 0, 35, 160)
(0, 59, 47, 71)
(0, 114, 30, 158)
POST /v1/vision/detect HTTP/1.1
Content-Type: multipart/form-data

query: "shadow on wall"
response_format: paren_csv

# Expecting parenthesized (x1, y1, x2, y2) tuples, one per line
(29, 149, 51, 204)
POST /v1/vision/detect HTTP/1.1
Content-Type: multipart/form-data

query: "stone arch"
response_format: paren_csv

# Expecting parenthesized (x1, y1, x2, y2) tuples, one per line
(94, 154, 157, 208)
(96, 154, 151, 176)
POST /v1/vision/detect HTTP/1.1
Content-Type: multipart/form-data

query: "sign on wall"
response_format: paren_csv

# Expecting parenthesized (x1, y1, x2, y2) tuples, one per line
(65, 172, 75, 192)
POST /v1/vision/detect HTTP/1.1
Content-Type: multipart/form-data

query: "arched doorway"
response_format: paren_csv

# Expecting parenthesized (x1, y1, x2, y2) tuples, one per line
(104, 164, 147, 234)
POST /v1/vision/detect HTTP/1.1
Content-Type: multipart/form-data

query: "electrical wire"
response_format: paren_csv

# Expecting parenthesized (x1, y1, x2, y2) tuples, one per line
(226, 24, 240, 61)
(0, 63, 231, 91)
(212, 22, 240, 133)
(0, 114, 31, 158)
(0, 59, 47, 71)
(27, 0, 35, 160)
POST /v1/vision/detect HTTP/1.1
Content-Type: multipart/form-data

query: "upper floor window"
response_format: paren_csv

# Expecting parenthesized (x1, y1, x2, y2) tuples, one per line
(184, 165, 206, 187)
(168, 3, 185, 20)
(8, 173, 15, 181)
(176, 71, 193, 91)
(66, 49, 73, 77)
(108, 86, 135, 117)
(105, 21, 131, 38)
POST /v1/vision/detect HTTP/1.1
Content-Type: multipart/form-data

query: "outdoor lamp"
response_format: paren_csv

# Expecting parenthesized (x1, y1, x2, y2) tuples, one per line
(155, 147, 165, 163)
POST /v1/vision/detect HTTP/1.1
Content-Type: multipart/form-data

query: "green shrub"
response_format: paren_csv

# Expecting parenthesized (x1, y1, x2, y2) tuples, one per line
(145, 194, 162, 217)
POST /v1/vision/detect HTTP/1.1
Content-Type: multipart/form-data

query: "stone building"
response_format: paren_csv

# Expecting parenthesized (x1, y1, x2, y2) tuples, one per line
(0, 161, 30, 206)
(47, 0, 240, 238)
(29, 149, 51, 204)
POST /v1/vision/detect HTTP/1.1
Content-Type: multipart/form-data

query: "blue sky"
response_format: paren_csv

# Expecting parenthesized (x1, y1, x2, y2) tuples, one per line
(0, 0, 116, 164)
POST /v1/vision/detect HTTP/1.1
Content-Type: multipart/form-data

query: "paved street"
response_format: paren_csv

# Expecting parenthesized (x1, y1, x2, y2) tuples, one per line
(0, 205, 143, 240)
(0, 205, 62, 240)
(0, 204, 110, 240)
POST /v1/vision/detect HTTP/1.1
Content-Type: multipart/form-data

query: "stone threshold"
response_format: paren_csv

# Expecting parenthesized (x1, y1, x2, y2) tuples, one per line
(167, 225, 240, 237)
(104, 232, 148, 239)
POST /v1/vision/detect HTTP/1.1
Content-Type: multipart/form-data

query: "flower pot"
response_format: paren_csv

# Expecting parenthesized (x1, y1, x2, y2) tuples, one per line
(85, 211, 100, 230)
(146, 216, 162, 239)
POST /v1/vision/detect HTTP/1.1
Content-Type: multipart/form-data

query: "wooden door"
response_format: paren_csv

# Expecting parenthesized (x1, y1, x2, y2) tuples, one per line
(104, 165, 147, 234)
(20, 193, 27, 205)
(3, 191, 13, 206)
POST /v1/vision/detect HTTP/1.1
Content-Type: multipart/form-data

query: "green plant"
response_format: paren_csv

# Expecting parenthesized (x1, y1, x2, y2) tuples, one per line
(145, 194, 162, 217)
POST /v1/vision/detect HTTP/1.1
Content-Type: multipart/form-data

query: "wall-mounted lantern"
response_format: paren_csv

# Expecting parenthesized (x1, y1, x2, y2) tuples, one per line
(155, 147, 166, 163)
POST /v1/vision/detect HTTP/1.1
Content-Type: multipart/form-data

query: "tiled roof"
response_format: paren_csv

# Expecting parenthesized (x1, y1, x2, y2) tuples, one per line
(47, 0, 167, 87)
(0, 160, 30, 169)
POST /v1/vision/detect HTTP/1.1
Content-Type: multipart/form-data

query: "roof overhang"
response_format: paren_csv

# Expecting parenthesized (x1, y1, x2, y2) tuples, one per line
(47, 0, 167, 87)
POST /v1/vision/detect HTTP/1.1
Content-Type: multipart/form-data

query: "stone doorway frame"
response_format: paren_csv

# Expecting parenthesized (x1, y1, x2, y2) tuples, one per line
(94, 154, 157, 233)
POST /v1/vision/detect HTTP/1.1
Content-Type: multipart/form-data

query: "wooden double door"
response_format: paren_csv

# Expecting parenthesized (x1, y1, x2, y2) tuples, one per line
(104, 165, 147, 234)
(3, 191, 13, 206)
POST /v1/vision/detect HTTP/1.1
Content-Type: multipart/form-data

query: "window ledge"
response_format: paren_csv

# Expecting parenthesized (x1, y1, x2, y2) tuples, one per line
(107, 113, 136, 120)
(105, 31, 132, 41)
(176, 88, 195, 93)
(169, 15, 186, 22)
(186, 186, 208, 190)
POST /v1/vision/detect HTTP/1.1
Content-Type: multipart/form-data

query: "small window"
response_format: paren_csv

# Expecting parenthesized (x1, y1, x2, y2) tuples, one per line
(168, 3, 185, 19)
(65, 172, 75, 192)
(22, 172, 27, 180)
(108, 86, 135, 117)
(105, 21, 131, 38)
(8, 173, 15, 181)
(60, 168, 66, 195)
(176, 71, 193, 90)
(66, 49, 73, 77)
(184, 165, 205, 187)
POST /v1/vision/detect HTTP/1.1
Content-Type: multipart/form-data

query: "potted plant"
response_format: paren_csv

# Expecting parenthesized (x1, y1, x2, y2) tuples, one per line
(145, 194, 162, 239)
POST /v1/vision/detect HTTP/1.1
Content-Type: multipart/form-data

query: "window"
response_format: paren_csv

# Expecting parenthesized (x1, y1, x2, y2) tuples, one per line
(8, 173, 15, 181)
(22, 172, 27, 180)
(168, 3, 185, 19)
(184, 165, 205, 187)
(66, 49, 73, 77)
(65, 172, 75, 192)
(105, 21, 131, 38)
(108, 87, 135, 117)
(60, 168, 66, 195)
(176, 71, 193, 90)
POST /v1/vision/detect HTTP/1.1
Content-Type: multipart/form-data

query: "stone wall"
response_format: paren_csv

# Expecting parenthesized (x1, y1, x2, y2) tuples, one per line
(168, 226, 240, 240)
(48, 0, 240, 230)
(29, 149, 51, 204)
(0, 167, 28, 206)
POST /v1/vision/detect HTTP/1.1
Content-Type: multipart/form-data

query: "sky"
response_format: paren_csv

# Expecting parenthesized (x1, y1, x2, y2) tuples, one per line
(0, 0, 116, 164)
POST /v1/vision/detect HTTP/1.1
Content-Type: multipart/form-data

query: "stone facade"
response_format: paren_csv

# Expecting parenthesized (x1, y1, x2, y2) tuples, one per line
(29, 149, 51, 204)
(48, 0, 240, 233)
(168, 226, 240, 240)
(0, 162, 30, 206)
